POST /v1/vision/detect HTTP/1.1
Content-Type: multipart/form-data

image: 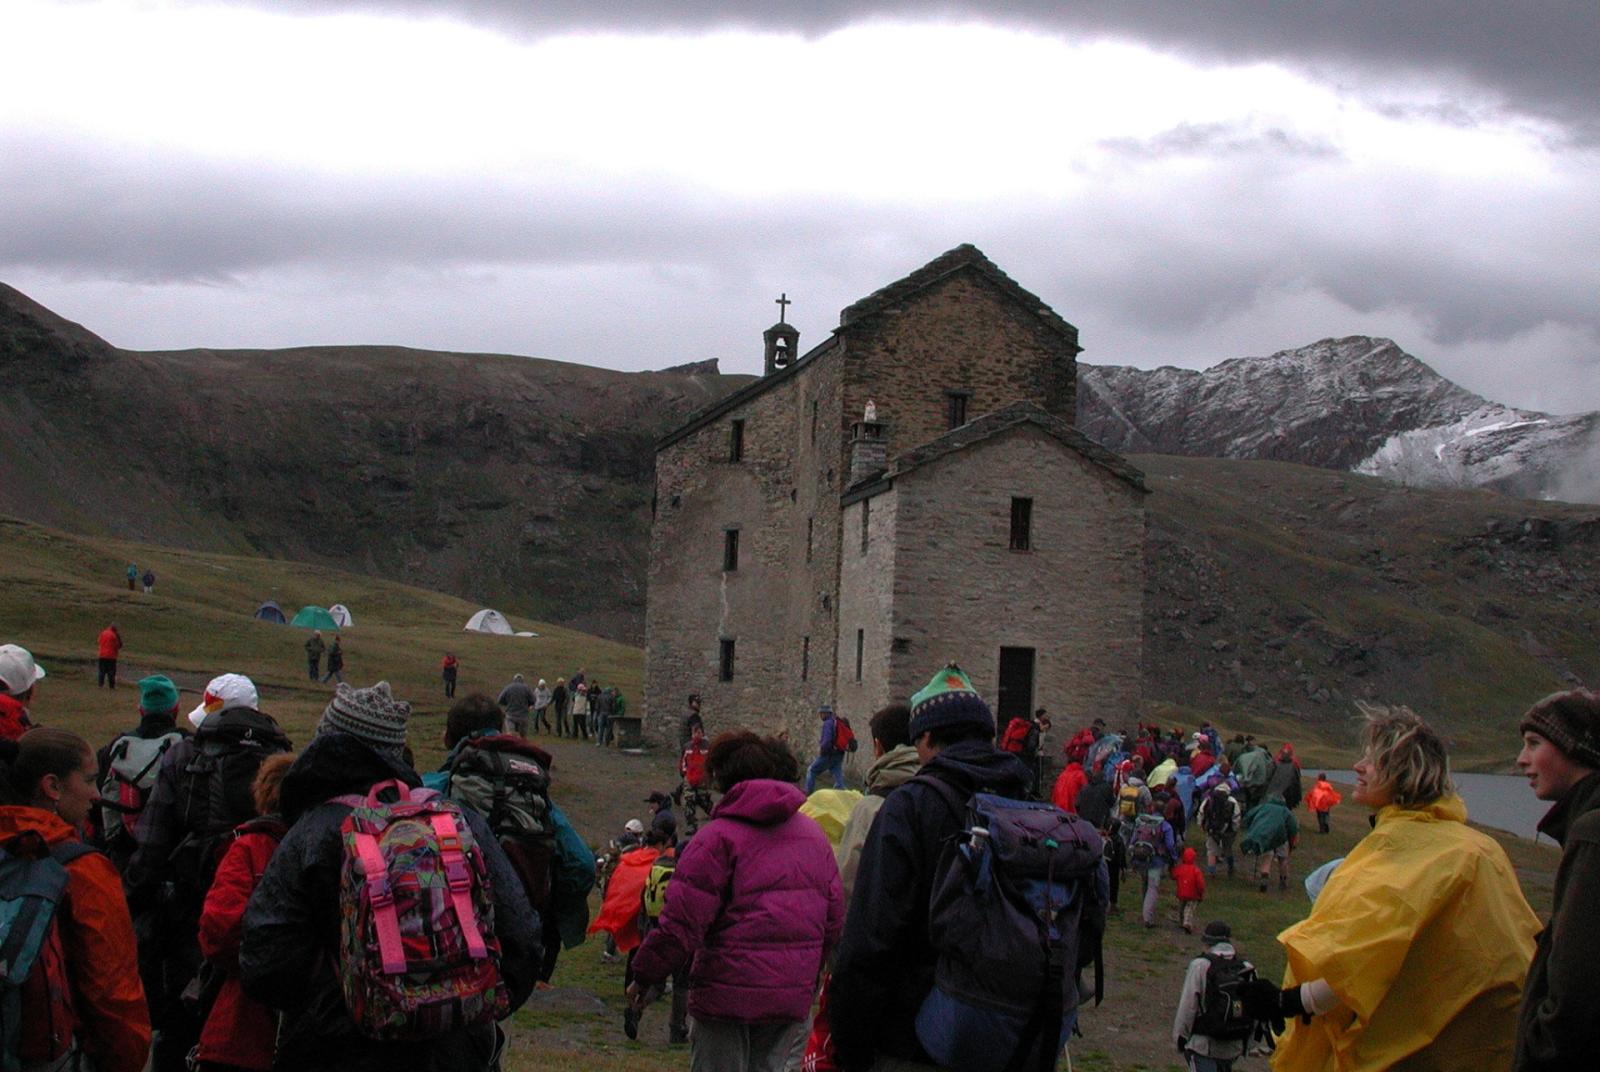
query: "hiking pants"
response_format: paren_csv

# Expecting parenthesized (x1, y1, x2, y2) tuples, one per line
(555, 703, 570, 737)
(97, 658, 117, 688)
(688, 1017, 807, 1072)
(805, 753, 844, 794)
(1316, 809, 1330, 833)
(307, 656, 320, 680)
(1141, 862, 1164, 925)
(596, 712, 612, 745)
(1188, 1056, 1234, 1072)
(533, 705, 552, 733)
(1179, 899, 1198, 931)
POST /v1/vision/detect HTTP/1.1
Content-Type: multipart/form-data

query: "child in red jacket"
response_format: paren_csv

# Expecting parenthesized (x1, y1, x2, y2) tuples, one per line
(1171, 845, 1207, 933)
(196, 752, 296, 1072)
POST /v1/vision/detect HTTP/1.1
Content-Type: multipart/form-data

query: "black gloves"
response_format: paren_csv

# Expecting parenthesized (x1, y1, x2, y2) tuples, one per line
(1240, 978, 1288, 1035)
(1280, 983, 1309, 1022)
(1177, 1037, 1189, 1054)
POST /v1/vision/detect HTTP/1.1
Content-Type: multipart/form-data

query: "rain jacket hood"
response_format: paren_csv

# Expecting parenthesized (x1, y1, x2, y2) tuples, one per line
(278, 729, 421, 823)
(713, 777, 806, 824)
(865, 743, 923, 796)
(1274, 795, 1539, 1072)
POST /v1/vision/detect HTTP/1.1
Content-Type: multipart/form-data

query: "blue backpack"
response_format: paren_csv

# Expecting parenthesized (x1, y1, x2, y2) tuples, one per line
(1, 835, 99, 1072)
(911, 778, 1106, 1072)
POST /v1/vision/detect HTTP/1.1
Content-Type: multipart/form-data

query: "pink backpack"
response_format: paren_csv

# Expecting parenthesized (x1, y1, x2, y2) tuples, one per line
(336, 779, 509, 1039)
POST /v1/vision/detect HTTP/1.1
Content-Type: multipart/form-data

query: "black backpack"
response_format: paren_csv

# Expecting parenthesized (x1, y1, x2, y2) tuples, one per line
(1202, 789, 1235, 839)
(170, 710, 290, 902)
(1193, 952, 1257, 1041)
(443, 734, 557, 913)
(912, 776, 1106, 1072)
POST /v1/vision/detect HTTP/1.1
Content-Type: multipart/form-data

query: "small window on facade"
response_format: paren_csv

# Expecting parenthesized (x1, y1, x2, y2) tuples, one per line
(810, 399, 818, 445)
(806, 516, 814, 562)
(801, 635, 810, 680)
(855, 629, 865, 682)
(723, 528, 740, 571)
(719, 638, 736, 681)
(1010, 497, 1033, 551)
(860, 499, 871, 553)
(946, 392, 969, 429)
(729, 419, 745, 462)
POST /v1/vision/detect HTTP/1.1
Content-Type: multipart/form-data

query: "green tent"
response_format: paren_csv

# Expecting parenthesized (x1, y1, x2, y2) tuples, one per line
(291, 605, 339, 630)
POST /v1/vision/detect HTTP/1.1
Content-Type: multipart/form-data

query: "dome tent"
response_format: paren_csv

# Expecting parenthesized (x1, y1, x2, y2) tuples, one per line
(328, 604, 354, 628)
(291, 605, 340, 630)
(253, 601, 287, 624)
(463, 609, 513, 635)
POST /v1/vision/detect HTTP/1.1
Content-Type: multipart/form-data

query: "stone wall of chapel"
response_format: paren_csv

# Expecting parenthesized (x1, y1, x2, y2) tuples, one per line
(839, 271, 1077, 467)
(834, 489, 898, 780)
(885, 427, 1145, 729)
(645, 346, 848, 748)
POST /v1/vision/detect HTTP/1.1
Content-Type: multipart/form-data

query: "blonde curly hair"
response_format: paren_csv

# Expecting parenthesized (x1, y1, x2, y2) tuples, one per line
(1355, 702, 1453, 808)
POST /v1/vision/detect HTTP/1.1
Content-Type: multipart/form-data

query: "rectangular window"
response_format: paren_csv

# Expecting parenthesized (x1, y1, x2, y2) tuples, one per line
(1010, 497, 1033, 551)
(719, 638, 736, 682)
(723, 528, 740, 571)
(729, 419, 745, 462)
(805, 516, 814, 562)
(855, 629, 865, 682)
(810, 399, 818, 445)
(946, 391, 969, 429)
(801, 635, 810, 681)
(860, 499, 871, 553)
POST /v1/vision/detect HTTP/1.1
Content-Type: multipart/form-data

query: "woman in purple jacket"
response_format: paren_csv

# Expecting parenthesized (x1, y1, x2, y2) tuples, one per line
(629, 730, 845, 1071)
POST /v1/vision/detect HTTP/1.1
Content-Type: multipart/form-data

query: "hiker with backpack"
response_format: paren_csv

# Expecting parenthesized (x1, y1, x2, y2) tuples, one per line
(628, 730, 844, 1070)
(193, 751, 296, 1072)
(0, 727, 151, 1072)
(127, 673, 291, 1072)
(1171, 846, 1207, 933)
(94, 674, 189, 872)
(239, 681, 541, 1072)
(1239, 793, 1297, 894)
(1243, 705, 1539, 1071)
(97, 622, 123, 689)
(1197, 784, 1242, 878)
(623, 823, 689, 1045)
(1173, 920, 1257, 1072)
(426, 692, 597, 985)
(0, 643, 44, 741)
(830, 664, 1106, 1072)
(805, 703, 850, 793)
(1131, 797, 1177, 928)
(1306, 773, 1342, 833)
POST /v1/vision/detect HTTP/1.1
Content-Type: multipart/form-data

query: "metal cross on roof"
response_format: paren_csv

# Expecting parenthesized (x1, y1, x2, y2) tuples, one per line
(775, 293, 791, 323)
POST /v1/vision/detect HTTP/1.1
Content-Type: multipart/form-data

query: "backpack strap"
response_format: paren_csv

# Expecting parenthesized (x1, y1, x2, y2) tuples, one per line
(428, 812, 488, 961)
(909, 772, 969, 825)
(351, 830, 407, 976)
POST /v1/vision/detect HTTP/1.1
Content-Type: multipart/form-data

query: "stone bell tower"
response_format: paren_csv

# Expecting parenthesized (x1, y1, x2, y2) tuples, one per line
(763, 292, 800, 375)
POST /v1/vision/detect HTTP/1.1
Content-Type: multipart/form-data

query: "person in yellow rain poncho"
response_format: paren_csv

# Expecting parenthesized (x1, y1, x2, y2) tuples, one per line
(1243, 704, 1540, 1072)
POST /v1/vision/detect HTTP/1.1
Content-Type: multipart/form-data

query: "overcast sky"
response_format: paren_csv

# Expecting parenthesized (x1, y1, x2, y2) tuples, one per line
(3, 1, 1596, 411)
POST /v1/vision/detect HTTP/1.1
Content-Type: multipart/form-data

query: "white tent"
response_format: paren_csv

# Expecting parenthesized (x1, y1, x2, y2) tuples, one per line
(464, 609, 514, 635)
(328, 603, 354, 628)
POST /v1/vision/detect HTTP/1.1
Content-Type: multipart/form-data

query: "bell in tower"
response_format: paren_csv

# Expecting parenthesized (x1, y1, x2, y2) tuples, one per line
(763, 292, 800, 376)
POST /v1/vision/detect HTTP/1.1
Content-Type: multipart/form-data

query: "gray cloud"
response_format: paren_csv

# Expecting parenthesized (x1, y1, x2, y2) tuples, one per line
(1099, 122, 1341, 161)
(209, 1, 1600, 141)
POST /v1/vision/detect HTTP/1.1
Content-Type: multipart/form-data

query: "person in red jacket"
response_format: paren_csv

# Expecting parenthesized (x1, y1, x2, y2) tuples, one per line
(1305, 772, 1343, 834)
(97, 622, 123, 689)
(0, 728, 151, 1072)
(1171, 846, 1207, 933)
(1052, 758, 1088, 813)
(196, 751, 296, 1072)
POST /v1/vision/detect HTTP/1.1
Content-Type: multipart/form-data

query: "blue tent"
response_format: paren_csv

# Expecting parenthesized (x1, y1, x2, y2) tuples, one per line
(254, 601, 287, 624)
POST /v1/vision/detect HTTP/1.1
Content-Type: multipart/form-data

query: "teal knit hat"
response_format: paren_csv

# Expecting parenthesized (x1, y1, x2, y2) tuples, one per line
(909, 663, 994, 740)
(138, 674, 180, 715)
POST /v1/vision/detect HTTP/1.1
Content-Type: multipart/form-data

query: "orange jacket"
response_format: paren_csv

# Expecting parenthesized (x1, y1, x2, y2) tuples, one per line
(97, 627, 122, 660)
(0, 808, 150, 1072)
(588, 845, 661, 953)
(1306, 780, 1343, 812)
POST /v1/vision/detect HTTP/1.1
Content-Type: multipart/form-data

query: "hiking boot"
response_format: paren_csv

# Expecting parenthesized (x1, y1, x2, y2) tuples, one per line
(670, 1025, 690, 1045)
(1258, 877, 1269, 893)
(623, 1006, 639, 1041)
(1279, 875, 1289, 891)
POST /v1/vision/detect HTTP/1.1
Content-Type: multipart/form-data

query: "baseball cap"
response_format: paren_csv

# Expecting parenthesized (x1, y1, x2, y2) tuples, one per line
(0, 645, 45, 695)
(188, 673, 260, 727)
(624, 819, 645, 835)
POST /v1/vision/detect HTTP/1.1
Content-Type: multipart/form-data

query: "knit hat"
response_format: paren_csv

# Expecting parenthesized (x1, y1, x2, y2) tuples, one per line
(0, 644, 45, 695)
(138, 674, 180, 716)
(1520, 689, 1600, 769)
(1202, 920, 1231, 942)
(188, 673, 259, 727)
(909, 663, 994, 740)
(319, 680, 411, 751)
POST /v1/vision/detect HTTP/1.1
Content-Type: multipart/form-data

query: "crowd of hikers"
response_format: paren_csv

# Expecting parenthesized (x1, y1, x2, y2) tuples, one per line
(0, 635, 1597, 1072)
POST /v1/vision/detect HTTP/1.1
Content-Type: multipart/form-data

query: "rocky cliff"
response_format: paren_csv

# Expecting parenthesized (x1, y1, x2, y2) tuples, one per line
(1079, 336, 1600, 504)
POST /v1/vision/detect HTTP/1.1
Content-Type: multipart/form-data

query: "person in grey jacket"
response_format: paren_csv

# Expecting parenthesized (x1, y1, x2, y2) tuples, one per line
(497, 674, 534, 737)
(1173, 921, 1252, 1071)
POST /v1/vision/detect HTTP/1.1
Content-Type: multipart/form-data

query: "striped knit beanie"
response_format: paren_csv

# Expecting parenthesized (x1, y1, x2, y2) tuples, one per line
(908, 663, 994, 740)
(319, 680, 411, 752)
(1520, 688, 1600, 769)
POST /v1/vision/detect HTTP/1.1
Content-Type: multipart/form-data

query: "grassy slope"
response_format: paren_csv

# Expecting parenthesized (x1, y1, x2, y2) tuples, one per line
(0, 515, 1559, 1071)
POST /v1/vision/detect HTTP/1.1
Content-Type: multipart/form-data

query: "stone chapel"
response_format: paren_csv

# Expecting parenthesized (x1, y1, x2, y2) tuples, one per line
(644, 245, 1148, 756)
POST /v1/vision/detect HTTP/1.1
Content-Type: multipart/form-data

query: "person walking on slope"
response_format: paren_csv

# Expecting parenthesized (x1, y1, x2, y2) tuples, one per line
(142, 568, 156, 595)
(498, 673, 535, 736)
(126, 562, 138, 591)
(1130, 796, 1178, 927)
(1305, 773, 1341, 833)
(320, 633, 344, 684)
(1173, 921, 1254, 1072)
(1514, 688, 1600, 1072)
(532, 678, 553, 734)
(441, 652, 459, 698)
(805, 703, 847, 793)
(1171, 846, 1207, 933)
(98, 621, 123, 689)
(304, 630, 325, 681)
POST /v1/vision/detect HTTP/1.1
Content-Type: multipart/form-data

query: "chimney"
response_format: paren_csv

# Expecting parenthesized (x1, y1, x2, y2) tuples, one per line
(849, 401, 887, 485)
